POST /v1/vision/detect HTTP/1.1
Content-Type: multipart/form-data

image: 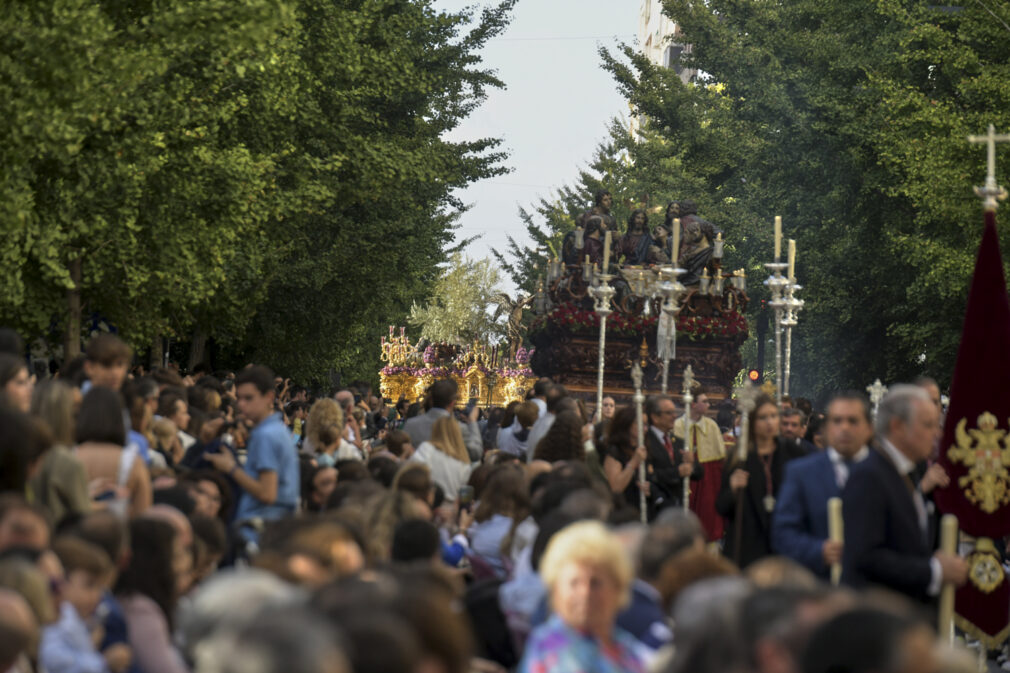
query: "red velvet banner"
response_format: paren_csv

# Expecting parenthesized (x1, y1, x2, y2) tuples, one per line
(934, 212, 1010, 646)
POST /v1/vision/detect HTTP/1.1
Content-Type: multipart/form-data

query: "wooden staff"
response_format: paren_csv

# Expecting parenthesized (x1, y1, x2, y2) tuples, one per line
(938, 514, 958, 644)
(827, 497, 843, 586)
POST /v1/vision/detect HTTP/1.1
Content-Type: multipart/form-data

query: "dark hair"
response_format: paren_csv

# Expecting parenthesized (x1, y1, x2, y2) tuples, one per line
(645, 394, 674, 427)
(499, 401, 520, 430)
(801, 608, 917, 673)
(368, 455, 399, 488)
(115, 518, 177, 628)
(827, 391, 872, 425)
(152, 485, 196, 516)
(190, 515, 227, 558)
(151, 367, 184, 388)
(533, 378, 551, 397)
(715, 401, 737, 432)
(474, 465, 529, 523)
(393, 463, 432, 502)
(532, 410, 585, 463)
(334, 460, 369, 483)
(594, 189, 612, 207)
(178, 470, 234, 523)
(318, 424, 341, 447)
(386, 430, 411, 458)
(75, 387, 126, 446)
(0, 410, 51, 495)
(156, 389, 186, 420)
(544, 384, 568, 414)
(235, 365, 276, 396)
(638, 510, 704, 581)
(0, 354, 26, 389)
(627, 208, 649, 233)
(84, 334, 131, 367)
(391, 519, 441, 563)
(741, 393, 778, 456)
(604, 405, 637, 460)
(780, 407, 806, 424)
(430, 379, 458, 410)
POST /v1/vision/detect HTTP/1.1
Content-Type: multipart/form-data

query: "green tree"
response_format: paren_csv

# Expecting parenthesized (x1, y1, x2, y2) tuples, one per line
(232, 0, 516, 384)
(0, 0, 292, 359)
(408, 253, 504, 345)
(593, 0, 1010, 401)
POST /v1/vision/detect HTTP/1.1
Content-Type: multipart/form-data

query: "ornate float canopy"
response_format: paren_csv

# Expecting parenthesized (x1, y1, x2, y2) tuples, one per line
(379, 326, 536, 407)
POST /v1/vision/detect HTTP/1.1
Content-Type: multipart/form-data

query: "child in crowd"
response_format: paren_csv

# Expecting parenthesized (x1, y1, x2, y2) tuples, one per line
(41, 537, 132, 673)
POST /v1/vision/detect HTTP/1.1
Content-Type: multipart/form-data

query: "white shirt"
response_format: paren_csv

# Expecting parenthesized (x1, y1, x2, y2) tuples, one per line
(827, 445, 869, 489)
(879, 438, 942, 596)
(410, 441, 473, 501)
(526, 412, 555, 462)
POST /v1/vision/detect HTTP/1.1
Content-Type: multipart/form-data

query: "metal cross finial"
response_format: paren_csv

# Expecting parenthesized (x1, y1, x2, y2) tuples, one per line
(733, 383, 761, 461)
(681, 364, 697, 397)
(866, 378, 888, 406)
(968, 124, 1010, 211)
(867, 378, 888, 419)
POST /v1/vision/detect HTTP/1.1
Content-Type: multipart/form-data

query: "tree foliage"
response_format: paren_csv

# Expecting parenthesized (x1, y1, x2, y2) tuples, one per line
(408, 253, 504, 345)
(0, 0, 514, 383)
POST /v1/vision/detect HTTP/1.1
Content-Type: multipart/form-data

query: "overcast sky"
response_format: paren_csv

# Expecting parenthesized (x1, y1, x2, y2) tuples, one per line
(433, 0, 640, 286)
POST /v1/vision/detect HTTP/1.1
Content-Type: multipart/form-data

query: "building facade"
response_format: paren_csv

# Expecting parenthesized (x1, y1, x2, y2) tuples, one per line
(637, 0, 694, 84)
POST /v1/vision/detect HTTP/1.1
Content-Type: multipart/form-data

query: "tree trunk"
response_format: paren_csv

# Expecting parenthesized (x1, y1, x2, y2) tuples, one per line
(63, 257, 82, 361)
(188, 327, 208, 372)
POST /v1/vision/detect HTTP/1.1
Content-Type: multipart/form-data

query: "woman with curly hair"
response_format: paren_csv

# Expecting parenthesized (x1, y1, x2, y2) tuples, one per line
(304, 398, 344, 456)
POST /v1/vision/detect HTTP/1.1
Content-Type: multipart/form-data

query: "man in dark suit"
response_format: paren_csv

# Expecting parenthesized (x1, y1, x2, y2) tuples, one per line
(842, 385, 967, 602)
(645, 395, 702, 510)
(772, 392, 874, 577)
(780, 408, 818, 455)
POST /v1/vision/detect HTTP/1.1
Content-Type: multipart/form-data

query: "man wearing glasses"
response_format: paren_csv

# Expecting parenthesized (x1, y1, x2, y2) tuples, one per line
(645, 396, 703, 512)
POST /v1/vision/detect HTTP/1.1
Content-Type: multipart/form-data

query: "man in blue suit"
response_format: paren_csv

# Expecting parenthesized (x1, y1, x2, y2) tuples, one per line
(771, 392, 874, 578)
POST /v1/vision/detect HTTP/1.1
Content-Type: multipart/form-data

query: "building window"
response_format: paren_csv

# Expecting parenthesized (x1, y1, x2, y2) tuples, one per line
(663, 44, 685, 72)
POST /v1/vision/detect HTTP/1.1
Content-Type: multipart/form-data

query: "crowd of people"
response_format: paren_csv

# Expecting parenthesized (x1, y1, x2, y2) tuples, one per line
(0, 327, 981, 673)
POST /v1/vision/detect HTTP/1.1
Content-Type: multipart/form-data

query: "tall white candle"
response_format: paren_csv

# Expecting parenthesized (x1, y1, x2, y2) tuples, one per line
(774, 216, 782, 261)
(603, 230, 612, 271)
(672, 218, 680, 265)
(788, 239, 796, 280)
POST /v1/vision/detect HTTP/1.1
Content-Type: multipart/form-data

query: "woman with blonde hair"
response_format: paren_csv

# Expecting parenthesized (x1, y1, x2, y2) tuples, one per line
(410, 416, 472, 501)
(29, 380, 91, 521)
(305, 398, 344, 455)
(520, 521, 644, 673)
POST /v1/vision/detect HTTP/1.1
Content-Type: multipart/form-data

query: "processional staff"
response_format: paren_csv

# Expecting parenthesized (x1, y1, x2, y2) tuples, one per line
(630, 340, 649, 524)
(827, 497, 843, 586)
(591, 232, 615, 422)
(680, 365, 697, 511)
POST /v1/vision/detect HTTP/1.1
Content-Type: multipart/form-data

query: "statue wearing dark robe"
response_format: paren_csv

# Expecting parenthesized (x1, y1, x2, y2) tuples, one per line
(617, 209, 663, 266)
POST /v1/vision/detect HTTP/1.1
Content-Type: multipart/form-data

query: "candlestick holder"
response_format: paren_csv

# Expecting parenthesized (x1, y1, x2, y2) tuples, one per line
(657, 266, 687, 394)
(764, 262, 789, 405)
(589, 273, 616, 422)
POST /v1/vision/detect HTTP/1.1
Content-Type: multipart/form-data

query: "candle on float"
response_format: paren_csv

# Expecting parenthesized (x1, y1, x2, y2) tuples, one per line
(788, 239, 796, 280)
(774, 216, 782, 261)
(672, 218, 681, 264)
(713, 232, 724, 259)
(702, 267, 710, 279)
(602, 231, 612, 271)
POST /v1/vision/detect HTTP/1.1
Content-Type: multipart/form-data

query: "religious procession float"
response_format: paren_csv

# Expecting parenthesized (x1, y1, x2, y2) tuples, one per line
(379, 327, 538, 407)
(379, 194, 805, 408)
(526, 196, 801, 405)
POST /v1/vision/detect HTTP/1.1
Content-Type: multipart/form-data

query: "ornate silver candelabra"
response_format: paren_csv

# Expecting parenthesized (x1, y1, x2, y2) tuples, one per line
(658, 267, 687, 394)
(764, 262, 789, 405)
(589, 273, 616, 422)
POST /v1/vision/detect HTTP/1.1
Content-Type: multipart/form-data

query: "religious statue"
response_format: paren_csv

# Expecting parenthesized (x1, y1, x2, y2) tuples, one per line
(493, 293, 534, 361)
(617, 209, 667, 266)
(576, 189, 617, 233)
(564, 189, 617, 266)
(668, 200, 722, 285)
